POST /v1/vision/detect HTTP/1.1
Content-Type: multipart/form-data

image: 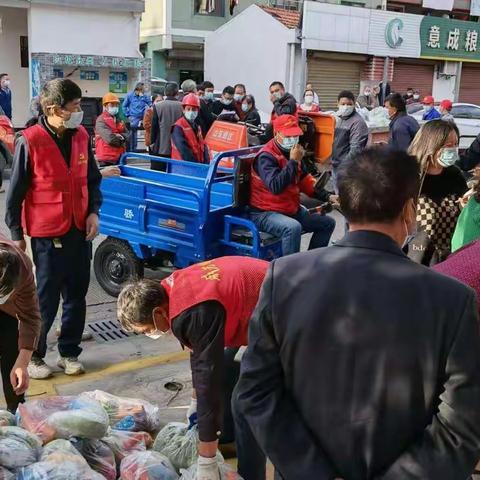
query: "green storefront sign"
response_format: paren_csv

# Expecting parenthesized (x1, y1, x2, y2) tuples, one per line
(421, 16, 480, 62)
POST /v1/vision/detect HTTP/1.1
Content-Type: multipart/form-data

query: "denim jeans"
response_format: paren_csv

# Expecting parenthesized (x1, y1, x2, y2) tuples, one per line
(129, 117, 142, 152)
(251, 206, 336, 256)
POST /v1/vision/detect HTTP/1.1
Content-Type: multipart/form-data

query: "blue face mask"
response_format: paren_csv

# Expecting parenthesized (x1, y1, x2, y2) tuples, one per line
(221, 98, 233, 105)
(204, 91, 214, 101)
(107, 106, 119, 116)
(184, 110, 198, 122)
(241, 103, 250, 113)
(438, 147, 459, 167)
(280, 136, 299, 151)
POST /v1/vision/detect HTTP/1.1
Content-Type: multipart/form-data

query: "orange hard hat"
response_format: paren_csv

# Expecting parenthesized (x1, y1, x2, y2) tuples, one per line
(103, 93, 120, 105)
(182, 93, 200, 109)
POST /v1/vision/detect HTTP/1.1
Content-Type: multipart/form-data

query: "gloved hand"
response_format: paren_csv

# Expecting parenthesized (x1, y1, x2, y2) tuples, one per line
(196, 456, 220, 480)
(187, 397, 198, 428)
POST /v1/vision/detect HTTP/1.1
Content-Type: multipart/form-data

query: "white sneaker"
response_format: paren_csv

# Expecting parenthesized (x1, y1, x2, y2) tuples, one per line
(27, 358, 53, 380)
(57, 356, 85, 376)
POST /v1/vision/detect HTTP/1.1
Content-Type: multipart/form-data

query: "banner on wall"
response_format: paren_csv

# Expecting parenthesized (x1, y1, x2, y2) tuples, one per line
(109, 72, 128, 94)
(422, 0, 454, 10)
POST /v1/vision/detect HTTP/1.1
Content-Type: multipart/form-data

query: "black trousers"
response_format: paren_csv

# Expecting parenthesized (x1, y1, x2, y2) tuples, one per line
(0, 310, 24, 412)
(31, 227, 91, 359)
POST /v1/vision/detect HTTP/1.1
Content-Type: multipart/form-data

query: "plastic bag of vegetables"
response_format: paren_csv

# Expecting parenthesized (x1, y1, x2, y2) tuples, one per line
(102, 429, 152, 466)
(152, 423, 199, 471)
(120, 451, 179, 480)
(0, 466, 14, 480)
(0, 410, 15, 427)
(81, 390, 161, 433)
(179, 461, 243, 480)
(0, 426, 42, 469)
(17, 396, 109, 443)
(18, 439, 105, 480)
(72, 437, 117, 480)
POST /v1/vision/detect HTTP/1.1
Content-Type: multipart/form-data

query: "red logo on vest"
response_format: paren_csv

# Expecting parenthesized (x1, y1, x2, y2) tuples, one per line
(161, 257, 268, 347)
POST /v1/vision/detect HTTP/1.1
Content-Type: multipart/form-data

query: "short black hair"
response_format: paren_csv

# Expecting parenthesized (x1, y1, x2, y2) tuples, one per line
(202, 81, 214, 90)
(223, 85, 234, 95)
(164, 82, 178, 97)
(40, 79, 82, 113)
(338, 90, 355, 102)
(385, 93, 406, 112)
(196, 84, 204, 92)
(270, 81, 285, 90)
(0, 74, 8, 81)
(234, 83, 246, 92)
(407, 87, 413, 91)
(338, 146, 420, 224)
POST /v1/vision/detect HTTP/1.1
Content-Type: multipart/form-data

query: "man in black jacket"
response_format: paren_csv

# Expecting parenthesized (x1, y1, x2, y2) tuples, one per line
(260, 81, 298, 143)
(235, 146, 480, 480)
(458, 132, 480, 172)
(198, 81, 216, 136)
(385, 93, 419, 151)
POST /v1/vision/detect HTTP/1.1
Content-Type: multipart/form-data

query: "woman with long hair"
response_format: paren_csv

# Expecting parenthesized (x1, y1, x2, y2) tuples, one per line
(407, 119, 468, 265)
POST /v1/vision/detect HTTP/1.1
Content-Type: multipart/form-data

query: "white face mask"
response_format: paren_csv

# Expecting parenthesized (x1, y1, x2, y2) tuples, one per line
(338, 105, 354, 117)
(438, 147, 459, 168)
(280, 136, 299, 151)
(304, 95, 314, 105)
(145, 330, 164, 340)
(364, 91, 371, 97)
(2, 80, 10, 89)
(184, 110, 198, 122)
(413, 94, 420, 100)
(63, 110, 84, 129)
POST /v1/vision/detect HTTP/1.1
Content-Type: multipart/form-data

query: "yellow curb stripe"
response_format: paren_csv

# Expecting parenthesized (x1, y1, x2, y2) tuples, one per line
(27, 350, 190, 398)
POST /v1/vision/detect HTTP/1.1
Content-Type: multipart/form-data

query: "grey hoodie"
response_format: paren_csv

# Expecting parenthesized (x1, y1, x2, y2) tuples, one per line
(331, 110, 369, 169)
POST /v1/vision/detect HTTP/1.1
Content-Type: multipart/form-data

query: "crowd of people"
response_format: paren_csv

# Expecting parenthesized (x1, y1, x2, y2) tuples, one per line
(0, 73, 480, 479)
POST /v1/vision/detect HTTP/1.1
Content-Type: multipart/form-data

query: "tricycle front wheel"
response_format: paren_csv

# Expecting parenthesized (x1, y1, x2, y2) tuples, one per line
(93, 237, 144, 297)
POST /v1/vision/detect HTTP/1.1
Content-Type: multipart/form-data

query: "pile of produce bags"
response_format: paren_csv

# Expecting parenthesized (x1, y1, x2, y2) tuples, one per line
(120, 451, 178, 480)
(17, 396, 109, 443)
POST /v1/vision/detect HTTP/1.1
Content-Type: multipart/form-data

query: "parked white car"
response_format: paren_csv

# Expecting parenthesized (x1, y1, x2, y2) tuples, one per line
(409, 102, 480, 149)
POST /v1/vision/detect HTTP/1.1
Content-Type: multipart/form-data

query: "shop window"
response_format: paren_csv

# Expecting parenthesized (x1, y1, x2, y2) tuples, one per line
(195, 0, 225, 17)
(20, 36, 29, 68)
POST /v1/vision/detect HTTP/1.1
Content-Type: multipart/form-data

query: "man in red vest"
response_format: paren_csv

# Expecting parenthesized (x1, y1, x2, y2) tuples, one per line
(117, 256, 269, 480)
(95, 92, 128, 166)
(171, 93, 210, 163)
(250, 114, 336, 256)
(6, 79, 102, 379)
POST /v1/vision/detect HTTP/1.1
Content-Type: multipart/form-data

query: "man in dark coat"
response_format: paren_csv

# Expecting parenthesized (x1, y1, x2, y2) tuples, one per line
(385, 93, 420, 151)
(234, 146, 480, 480)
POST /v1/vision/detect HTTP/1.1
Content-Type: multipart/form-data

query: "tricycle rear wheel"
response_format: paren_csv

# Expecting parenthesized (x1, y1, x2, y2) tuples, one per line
(94, 237, 144, 297)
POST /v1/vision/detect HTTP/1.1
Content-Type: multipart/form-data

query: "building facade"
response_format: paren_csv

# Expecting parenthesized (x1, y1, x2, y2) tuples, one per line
(140, 0, 272, 85)
(0, 0, 149, 127)
(303, 0, 480, 109)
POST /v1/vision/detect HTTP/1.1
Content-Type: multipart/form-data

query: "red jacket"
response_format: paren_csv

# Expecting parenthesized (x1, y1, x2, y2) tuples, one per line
(250, 139, 316, 215)
(161, 256, 268, 347)
(171, 116, 206, 163)
(95, 112, 126, 163)
(21, 124, 89, 237)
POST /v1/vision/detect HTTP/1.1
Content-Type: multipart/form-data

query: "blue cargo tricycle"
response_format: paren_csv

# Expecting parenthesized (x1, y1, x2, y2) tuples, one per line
(94, 148, 283, 296)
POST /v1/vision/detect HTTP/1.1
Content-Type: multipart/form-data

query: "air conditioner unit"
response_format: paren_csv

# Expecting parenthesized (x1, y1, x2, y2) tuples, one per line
(438, 61, 457, 77)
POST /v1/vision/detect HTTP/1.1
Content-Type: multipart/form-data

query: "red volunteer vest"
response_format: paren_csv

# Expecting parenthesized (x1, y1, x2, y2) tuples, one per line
(171, 116, 205, 163)
(250, 139, 308, 216)
(95, 112, 126, 163)
(21, 124, 89, 238)
(161, 257, 268, 347)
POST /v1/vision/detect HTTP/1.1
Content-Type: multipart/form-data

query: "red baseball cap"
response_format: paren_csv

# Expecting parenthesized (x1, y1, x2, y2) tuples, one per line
(440, 99, 453, 110)
(422, 95, 435, 105)
(273, 115, 303, 136)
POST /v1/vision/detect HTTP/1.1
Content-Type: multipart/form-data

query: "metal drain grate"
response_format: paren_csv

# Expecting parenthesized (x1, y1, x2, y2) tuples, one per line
(87, 320, 138, 344)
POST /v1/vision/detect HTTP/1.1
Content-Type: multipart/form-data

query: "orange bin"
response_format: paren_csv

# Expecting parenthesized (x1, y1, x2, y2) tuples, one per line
(205, 121, 248, 169)
(299, 112, 336, 164)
